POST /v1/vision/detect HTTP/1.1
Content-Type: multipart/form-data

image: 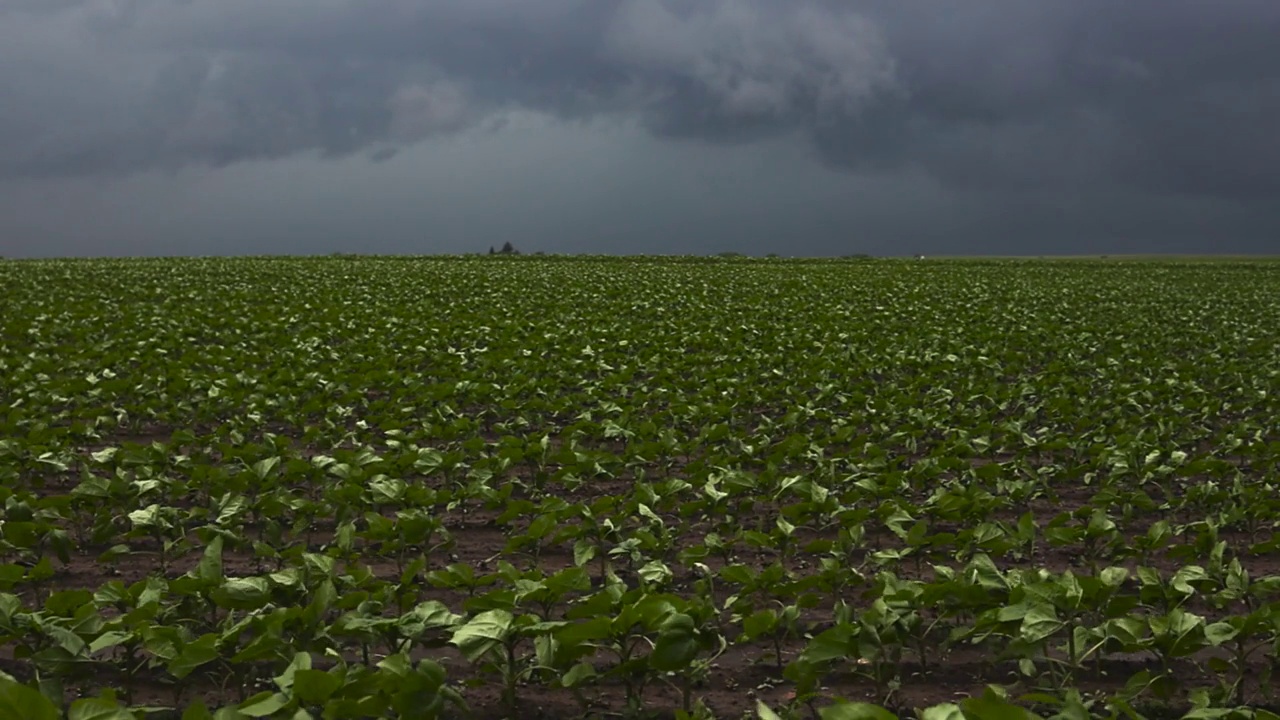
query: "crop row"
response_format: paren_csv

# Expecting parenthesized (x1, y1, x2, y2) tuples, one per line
(1, 256, 1278, 718)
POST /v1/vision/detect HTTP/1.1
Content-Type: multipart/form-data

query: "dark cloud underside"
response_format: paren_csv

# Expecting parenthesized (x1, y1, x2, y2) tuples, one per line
(1, 0, 1277, 195)
(0, 0, 1278, 256)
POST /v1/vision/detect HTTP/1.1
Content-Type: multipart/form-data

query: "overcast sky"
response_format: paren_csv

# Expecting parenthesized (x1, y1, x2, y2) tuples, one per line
(2, 0, 1279, 257)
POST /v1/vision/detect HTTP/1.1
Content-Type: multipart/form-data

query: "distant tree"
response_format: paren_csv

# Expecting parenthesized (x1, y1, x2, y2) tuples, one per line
(500, 242, 520, 255)
(489, 246, 496, 255)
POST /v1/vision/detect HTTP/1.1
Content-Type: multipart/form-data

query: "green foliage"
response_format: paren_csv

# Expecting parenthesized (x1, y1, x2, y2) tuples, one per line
(0, 256, 1278, 717)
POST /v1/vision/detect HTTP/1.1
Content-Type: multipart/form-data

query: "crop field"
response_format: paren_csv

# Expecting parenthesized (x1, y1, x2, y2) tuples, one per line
(1, 255, 1279, 720)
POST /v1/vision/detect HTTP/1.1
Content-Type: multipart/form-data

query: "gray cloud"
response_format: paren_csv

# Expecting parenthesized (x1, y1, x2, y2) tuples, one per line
(1, 0, 1279, 205)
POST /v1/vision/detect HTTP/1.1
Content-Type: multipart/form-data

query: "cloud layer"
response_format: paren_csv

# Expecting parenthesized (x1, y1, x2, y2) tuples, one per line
(3, 0, 1280, 203)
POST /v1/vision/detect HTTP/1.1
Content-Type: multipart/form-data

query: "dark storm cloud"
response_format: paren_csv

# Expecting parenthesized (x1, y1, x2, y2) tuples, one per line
(876, 0, 1280, 198)
(2, 0, 1280, 201)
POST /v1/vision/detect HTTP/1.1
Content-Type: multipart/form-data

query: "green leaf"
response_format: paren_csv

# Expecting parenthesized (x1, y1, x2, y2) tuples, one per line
(572, 540, 596, 567)
(719, 564, 756, 586)
(291, 669, 342, 705)
(1203, 622, 1238, 646)
(213, 577, 271, 610)
(335, 522, 355, 554)
(637, 560, 672, 585)
(89, 631, 131, 655)
(650, 634, 699, 671)
(44, 589, 93, 616)
(169, 634, 220, 679)
(0, 677, 59, 720)
(273, 652, 312, 692)
(757, 700, 786, 720)
(0, 564, 25, 588)
(251, 457, 280, 481)
(181, 700, 215, 720)
(742, 609, 778, 640)
(1099, 567, 1128, 588)
(800, 623, 857, 665)
(961, 688, 1043, 720)
(561, 662, 597, 688)
(921, 704, 966, 720)
(1183, 707, 1239, 720)
(649, 612, 699, 671)
(450, 609, 513, 663)
(67, 697, 137, 720)
(47, 624, 88, 656)
(400, 600, 461, 634)
(1171, 566, 1207, 596)
(0, 522, 39, 549)
(556, 616, 611, 645)
(196, 536, 224, 584)
(1019, 605, 1064, 643)
(306, 580, 336, 621)
(820, 701, 899, 720)
(238, 691, 288, 718)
